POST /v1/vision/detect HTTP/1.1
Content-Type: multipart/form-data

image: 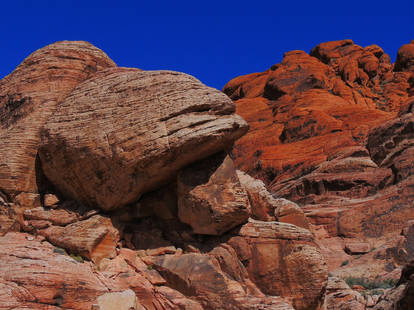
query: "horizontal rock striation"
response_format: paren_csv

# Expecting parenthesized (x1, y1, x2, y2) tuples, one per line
(39, 68, 248, 210)
(0, 41, 116, 199)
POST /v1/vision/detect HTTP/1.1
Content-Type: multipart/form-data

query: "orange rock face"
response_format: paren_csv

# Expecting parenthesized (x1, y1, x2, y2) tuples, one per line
(0, 41, 329, 310)
(224, 39, 414, 288)
(224, 39, 409, 187)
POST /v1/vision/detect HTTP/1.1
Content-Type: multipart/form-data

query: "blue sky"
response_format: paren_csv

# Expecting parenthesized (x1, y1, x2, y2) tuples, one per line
(1, 1, 413, 89)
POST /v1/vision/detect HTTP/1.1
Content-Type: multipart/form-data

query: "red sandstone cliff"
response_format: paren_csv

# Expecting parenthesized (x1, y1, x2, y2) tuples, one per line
(0, 39, 413, 309)
(224, 39, 414, 309)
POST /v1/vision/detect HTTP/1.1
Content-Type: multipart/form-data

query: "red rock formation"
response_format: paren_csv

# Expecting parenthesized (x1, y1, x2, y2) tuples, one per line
(224, 40, 414, 282)
(231, 219, 327, 310)
(39, 68, 248, 211)
(177, 153, 250, 235)
(325, 277, 365, 310)
(0, 41, 116, 199)
(0, 41, 330, 310)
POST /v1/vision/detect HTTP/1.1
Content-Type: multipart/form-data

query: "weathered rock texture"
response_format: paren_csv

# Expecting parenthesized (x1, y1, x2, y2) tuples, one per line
(39, 67, 248, 210)
(6, 38, 414, 310)
(372, 259, 414, 309)
(0, 41, 322, 310)
(177, 153, 250, 235)
(224, 39, 414, 283)
(232, 219, 328, 310)
(0, 41, 116, 199)
(325, 277, 365, 310)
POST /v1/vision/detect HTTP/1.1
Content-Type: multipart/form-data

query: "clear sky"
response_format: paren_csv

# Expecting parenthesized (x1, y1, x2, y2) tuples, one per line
(1, 1, 413, 90)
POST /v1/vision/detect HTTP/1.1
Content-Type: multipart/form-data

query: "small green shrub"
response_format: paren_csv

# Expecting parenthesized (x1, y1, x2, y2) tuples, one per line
(341, 260, 349, 267)
(344, 277, 397, 290)
(70, 253, 84, 263)
(147, 264, 153, 270)
(369, 289, 385, 296)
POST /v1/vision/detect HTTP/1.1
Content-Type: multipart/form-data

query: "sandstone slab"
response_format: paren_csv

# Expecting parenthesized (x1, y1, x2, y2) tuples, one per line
(41, 214, 119, 263)
(39, 68, 248, 210)
(0, 41, 116, 198)
(96, 289, 143, 310)
(177, 153, 250, 235)
(229, 219, 328, 310)
(147, 253, 294, 310)
(236, 169, 279, 221)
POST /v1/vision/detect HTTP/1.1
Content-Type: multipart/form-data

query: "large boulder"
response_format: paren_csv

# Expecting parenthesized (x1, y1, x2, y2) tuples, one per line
(325, 277, 365, 310)
(0, 41, 116, 198)
(146, 253, 294, 310)
(39, 68, 248, 210)
(177, 153, 250, 235)
(236, 169, 279, 221)
(228, 219, 328, 310)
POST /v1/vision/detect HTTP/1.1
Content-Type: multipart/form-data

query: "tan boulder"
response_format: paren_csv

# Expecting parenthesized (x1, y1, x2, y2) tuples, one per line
(177, 153, 250, 235)
(39, 68, 248, 211)
(344, 241, 370, 255)
(273, 198, 310, 229)
(95, 289, 143, 310)
(325, 277, 365, 310)
(0, 41, 116, 198)
(43, 194, 60, 208)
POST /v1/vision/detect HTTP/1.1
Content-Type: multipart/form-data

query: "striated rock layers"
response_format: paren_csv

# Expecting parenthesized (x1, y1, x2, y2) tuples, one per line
(0, 41, 116, 199)
(39, 68, 248, 211)
(224, 39, 414, 286)
(3, 37, 413, 310)
(0, 41, 329, 310)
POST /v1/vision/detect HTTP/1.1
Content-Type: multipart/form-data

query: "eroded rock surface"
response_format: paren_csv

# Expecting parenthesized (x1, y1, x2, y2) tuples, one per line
(224, 39, 414, 290)
(39, 68, 248, 211)
(5, 38, 414, 310)
(0, 41, 116, 199)
(177, 153, 250, 235)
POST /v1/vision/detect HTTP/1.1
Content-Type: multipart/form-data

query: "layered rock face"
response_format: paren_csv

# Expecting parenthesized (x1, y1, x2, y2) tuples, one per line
(0, 41, 116, 199)
(224, 39, 414, 282)
(39, 68, 248, 210)
(0, 41, 328, 310)
(3, 38, 413, 309)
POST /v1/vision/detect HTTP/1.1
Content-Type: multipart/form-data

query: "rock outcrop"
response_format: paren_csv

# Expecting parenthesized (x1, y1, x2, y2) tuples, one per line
(39, 67, 248, 211)
(0, 41, 116, 199)
(3, 38, 414, 310)
(232, 219, 327, 310)
(177, 153, 250, 235)
(0, 41, 327, 310)
(224, 39, 414, 288)
(372, 260, 414, 309)
(325, 277, 365, 310)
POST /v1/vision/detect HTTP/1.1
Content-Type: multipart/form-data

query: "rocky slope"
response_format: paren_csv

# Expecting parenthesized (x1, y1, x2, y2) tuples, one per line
(0, 41, 328, 310)
(0, 38, 413, 309)
(224, 39, 414, 308)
